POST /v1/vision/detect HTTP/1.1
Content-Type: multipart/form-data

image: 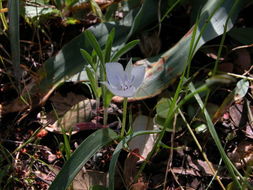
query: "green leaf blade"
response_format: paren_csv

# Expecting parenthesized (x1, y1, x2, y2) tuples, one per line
(104, 28, 115, 63)
(86, 67, 99, 98)
(85, 30, 104, 63)
(49, 128, 118, 190)
(8, 0, 21, 80)
(80, 49, 96, 71)
(111, 40, 140, 62)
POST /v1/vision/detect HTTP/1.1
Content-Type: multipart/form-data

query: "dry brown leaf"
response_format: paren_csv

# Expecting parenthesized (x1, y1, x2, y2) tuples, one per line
(1, 98, 29, 114)
(228, 103, 245, 127)
(187, 155, 216, 176)
(218, 62, 234, 73)
(130, 182, 148, 190)
(233, 49, 251, 74)
(48, 92, 88, 119)
(51, 165, 108, 190)
(139, 30, 161, 58)
(73, 169, 108, 190)
(44, 99, 97, 134)
(124, 149, 140, 187)
(245, 124, 253, 139)
(228, 141, 253, 169)
(171, 167, 201, 176)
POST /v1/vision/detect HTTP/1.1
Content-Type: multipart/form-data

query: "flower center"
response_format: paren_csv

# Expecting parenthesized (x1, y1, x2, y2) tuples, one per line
(118, 74, 135, 91)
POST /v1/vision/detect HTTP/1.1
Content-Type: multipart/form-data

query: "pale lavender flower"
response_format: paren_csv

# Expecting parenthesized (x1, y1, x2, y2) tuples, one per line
(103, 62, 146, 97)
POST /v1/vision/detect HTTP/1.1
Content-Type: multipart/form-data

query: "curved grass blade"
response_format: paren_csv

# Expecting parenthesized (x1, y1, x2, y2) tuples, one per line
(90, 0, 104, 21)
(228, 27, 253, 44)
(189, 82, 242, 189)
(49, 128, 118, 190)
(0, 0, 8, 31)
(85, 67, 100, 98)
(104, 28, 115, 63)
(80, 49, 96, 71)
(85, 30, 104, 63)
(111, 40, 140, 62)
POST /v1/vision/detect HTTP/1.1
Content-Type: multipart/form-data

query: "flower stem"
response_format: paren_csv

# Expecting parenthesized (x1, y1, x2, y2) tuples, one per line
(103, 109, 108, 126)
(121, 97, 128, 137)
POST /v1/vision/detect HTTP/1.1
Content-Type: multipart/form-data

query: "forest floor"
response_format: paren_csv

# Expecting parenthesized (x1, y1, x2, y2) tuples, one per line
(1, 1, 253, 190)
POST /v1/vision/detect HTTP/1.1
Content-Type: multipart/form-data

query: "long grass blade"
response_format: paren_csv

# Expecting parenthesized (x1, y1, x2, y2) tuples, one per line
(85, 30, 104, 63)
(104, 28, 115, 63)
(111, 40, 139, 62)
(189, 82, 242, 189)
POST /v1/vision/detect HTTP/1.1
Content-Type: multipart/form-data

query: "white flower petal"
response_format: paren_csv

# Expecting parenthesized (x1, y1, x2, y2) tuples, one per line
(112, 86, 136, 97)
(102, 82, 119, 95)
(131, 65, 146, 89)
(103, 81, 136, 97)
(104, 62, 146, 97)
(125, 59, 133, 78)
(105, 62, 124, 88)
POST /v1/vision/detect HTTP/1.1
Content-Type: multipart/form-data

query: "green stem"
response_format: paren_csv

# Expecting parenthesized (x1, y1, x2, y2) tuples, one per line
(0, 0, 8, 31)
(121, 97, 128, 137)
(103, 109, 108, 126)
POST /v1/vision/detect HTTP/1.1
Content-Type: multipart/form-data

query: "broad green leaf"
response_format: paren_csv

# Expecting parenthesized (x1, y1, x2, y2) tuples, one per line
(154, 98, 172, 131)
(154, 97, 183, 132)
(126, 0, 158, 40)
(189, 0, 208, 23)
(8, 0, 21, 80)
(90, 185, 108, 190)
(36, 0, 243, 101)
(228, 28, 253, 44)
(36, 1, 143, 91)
(234, 79, 249, 101)
(49, 128, 118, 190)
(131, 0, 243, 100)
(155, 98, 171, 119)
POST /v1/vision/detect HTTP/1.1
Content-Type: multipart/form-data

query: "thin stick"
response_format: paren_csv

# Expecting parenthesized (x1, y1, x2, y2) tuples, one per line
(178, 109, 226, 190)
(163, 113, 178, 189)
